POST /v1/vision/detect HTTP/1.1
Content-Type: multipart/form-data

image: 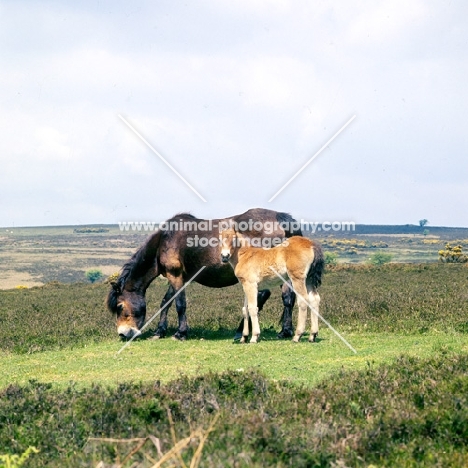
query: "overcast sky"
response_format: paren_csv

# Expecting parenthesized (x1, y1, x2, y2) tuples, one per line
(1, 0, 467, 228)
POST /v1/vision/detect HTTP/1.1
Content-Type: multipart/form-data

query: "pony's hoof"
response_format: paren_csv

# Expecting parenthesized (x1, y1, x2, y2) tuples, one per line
(233, 332, 243, 342)
(172, 334, 187, 341)
(292, 336, 301, 343)
(240, 336, 247, 344)
(250, 336, 259, 344)
(277, 329, 294, 339)
(152, 329, 167, 339)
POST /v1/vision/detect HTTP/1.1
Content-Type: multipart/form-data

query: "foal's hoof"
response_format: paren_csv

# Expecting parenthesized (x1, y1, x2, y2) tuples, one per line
(292, 335, 301, 343)
(309, 333, 318, 343)
(240, 336, 247, 344)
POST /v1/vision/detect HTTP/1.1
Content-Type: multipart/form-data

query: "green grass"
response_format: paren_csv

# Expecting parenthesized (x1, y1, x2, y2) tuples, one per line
(2, 331, 467, 390)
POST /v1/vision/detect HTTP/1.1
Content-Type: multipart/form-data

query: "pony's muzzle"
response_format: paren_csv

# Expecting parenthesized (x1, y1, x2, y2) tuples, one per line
(117, 324, 142, 340)
(221, 253, 230, 263)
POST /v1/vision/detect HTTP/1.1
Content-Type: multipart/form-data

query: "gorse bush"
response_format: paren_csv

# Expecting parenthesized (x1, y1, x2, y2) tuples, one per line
(321, 238, 388, 250)
(439, 243, 468, 263)
(104, 271, 120, 284)
(0, 353, 467, 467)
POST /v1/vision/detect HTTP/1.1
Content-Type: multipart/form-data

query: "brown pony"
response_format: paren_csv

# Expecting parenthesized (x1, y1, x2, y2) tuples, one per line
(220, 229, 324, 343)
(107, 208, 302, 340)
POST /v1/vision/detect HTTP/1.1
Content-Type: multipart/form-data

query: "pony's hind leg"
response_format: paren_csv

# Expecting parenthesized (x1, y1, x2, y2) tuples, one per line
(308, 290, 320, 343)
(291, 279, 308, 343)
(277, 281, 295, 339)
(240, 296, 249, 344)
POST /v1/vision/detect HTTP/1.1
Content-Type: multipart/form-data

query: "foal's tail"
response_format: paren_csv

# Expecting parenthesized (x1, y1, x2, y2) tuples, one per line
(307, 242, 324, 291)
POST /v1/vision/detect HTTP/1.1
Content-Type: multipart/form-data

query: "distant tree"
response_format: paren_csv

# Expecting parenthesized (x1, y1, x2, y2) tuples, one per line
(419, 219, 428, 227)
(85, 269, 103, 283)
(369, 251, 393, 265)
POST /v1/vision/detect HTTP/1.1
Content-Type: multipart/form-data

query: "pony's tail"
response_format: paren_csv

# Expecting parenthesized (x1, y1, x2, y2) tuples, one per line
(307, 242, 324, 290)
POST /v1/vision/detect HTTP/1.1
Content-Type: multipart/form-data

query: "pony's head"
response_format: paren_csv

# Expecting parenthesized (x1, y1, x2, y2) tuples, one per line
(220, 228, 238, 263)
(107, 281, 147, 339)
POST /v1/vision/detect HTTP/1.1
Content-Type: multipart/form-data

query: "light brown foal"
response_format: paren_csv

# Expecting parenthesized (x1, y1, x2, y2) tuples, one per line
(220, 229, 324, 343)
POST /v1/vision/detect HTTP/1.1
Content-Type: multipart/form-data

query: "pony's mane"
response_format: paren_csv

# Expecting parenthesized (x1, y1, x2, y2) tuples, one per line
(172, 212, 197, 219)
(107, 229, 162, 313)
(115, 214, 198, 291)
(276, 211, 302, 236)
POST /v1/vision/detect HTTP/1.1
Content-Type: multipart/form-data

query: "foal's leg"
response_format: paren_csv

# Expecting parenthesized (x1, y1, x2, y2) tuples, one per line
(277, 281, 295, 339)
(234, 289, 271, 341)
(242, 281, 260, 343)
(152, 285, 175, 339)
(291, 279, 308, 343)
(308, 289, 320, 343)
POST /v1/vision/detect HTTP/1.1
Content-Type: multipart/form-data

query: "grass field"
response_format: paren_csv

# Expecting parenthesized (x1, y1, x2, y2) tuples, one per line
(1, 225, 468, 466)
(2, 331, 467, 390)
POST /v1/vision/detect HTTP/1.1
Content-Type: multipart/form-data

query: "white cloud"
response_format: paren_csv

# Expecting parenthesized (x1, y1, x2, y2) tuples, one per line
(34, 126, 73, 161)
(0, 1, 467, 227)
(346, 0, 428, 45)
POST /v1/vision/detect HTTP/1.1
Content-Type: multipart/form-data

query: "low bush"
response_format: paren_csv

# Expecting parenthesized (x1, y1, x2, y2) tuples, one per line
(0, 352, 467, 466)
(368, 251, 393, 265)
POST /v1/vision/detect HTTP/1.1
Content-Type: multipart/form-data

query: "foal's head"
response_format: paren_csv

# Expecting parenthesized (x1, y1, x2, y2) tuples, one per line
(107, 282, 147, 339)
(220, 228, 239, 263)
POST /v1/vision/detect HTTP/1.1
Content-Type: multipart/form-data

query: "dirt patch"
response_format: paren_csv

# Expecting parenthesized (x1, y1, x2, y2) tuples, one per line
(0, 270, 44, 290)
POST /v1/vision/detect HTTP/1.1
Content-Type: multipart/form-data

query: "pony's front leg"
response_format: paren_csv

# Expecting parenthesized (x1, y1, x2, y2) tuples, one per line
(308, 290, 320, 343)
(152, 285, 175, 339)
(166, 273, 188, 340)
(242, 281, 260, 343)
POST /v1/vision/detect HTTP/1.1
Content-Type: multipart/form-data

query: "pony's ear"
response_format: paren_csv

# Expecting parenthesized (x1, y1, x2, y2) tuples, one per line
(111, 282, 121, 294)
